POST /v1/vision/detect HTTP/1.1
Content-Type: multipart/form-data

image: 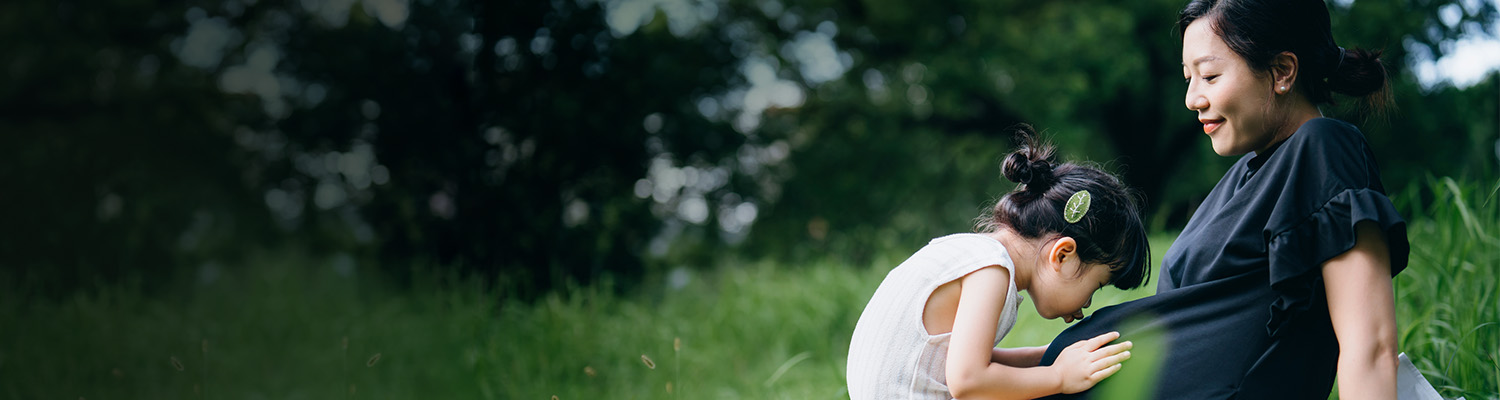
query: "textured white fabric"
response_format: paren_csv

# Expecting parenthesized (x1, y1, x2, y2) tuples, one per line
(1397, 353, 1447, 400)
(847, 233, 1024, 400)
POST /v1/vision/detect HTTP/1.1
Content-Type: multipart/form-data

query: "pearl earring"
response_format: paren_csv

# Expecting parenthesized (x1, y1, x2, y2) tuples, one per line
(1279, 86, 1286, 92)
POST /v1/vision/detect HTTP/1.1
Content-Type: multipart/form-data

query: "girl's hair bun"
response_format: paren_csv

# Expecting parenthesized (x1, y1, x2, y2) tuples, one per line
(1001, 124, 1058, 192)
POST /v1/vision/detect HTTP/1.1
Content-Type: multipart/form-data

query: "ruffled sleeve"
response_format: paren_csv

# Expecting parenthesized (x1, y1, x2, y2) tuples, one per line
(1263, 186, 1410, 336)
(1258, 118, 1411, 336)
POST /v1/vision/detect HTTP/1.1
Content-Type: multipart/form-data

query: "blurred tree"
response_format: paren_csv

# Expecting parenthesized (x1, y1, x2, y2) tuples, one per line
(243, 0, 772, 297)
(1313, 1, 1500, 201)
(0, 0, 268, 295)
(0, 0, 774, 298)
(2, 0, 1494, 297)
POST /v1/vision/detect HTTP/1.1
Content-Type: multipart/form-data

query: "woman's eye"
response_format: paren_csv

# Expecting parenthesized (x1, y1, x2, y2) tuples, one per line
(1204, 75, 1220, 82)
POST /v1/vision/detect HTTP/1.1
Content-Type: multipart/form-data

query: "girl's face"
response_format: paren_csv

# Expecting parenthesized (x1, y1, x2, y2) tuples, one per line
(1028, 239, 1114, 323)
(1181, 19, 1281, 156)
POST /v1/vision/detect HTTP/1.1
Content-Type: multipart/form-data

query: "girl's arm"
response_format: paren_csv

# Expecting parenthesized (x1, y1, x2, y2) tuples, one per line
(1322, 221, 1398, 400)
(946, 266, 1130, 400)
(991, 346, 1047, 368)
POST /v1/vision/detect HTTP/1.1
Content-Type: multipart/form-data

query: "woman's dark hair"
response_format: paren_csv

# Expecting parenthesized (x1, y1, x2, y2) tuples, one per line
(1178, 0, 1391, 114)
(976, 125, 1151, 290)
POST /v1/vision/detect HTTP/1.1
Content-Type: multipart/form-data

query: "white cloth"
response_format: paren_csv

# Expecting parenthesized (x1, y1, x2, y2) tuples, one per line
(847, 233, 1024, 400)
(1397, 352, 1452, 400)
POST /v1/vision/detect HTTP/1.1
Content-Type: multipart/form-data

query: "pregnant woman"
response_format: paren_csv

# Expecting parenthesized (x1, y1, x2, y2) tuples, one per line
(1038, 0, 1410, 398)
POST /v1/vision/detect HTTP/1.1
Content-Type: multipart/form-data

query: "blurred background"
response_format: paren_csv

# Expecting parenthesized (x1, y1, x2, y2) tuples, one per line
(1, 0, 1496, 398)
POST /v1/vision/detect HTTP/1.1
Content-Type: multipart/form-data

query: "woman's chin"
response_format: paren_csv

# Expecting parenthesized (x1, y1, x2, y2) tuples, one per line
(1210, 138, 1248, 157)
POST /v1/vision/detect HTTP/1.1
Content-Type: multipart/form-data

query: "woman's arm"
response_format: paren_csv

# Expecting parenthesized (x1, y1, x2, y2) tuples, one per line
(1322, 221, 1398, 400)
(991, 346, 1048, 368)
(946, 266, 1130, 399)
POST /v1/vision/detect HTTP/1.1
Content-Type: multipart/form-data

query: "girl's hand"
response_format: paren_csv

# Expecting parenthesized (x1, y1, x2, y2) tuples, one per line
(1051, 331, 1132, 394)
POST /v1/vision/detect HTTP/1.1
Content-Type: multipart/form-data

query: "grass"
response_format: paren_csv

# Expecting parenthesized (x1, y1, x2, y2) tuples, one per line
(1391, 176, 1500, 400)
(0, 177, 1494, 399)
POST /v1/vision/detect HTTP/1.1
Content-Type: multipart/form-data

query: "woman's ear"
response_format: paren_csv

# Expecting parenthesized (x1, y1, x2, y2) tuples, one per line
(1048, 237, 1078, 271)
(1270, 51, 1299, 94)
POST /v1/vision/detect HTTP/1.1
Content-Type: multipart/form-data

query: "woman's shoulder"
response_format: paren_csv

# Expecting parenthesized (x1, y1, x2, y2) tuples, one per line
(1285, 117, 1368, 153)
(1262, 117, 1391, 216)
(1298, 116, 1359, 132)
(1277, 117, 1380, 178)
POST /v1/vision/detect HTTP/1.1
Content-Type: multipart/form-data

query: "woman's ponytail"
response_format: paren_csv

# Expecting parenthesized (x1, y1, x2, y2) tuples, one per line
(1326, 47, 1393, 116)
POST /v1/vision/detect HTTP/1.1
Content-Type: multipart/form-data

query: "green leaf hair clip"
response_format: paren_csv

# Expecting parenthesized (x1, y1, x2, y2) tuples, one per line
(1064, 190, 1091, 224)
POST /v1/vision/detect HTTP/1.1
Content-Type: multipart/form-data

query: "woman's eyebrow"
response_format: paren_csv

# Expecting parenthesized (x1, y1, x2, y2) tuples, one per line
(1183, 55, 1221, 68)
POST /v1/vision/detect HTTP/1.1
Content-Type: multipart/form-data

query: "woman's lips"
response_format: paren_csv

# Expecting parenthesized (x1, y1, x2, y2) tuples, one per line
(1200, 119, 1224, 134)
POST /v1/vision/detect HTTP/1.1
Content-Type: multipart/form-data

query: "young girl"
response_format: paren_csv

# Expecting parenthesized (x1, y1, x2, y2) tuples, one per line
(846, 126, 1152, 400)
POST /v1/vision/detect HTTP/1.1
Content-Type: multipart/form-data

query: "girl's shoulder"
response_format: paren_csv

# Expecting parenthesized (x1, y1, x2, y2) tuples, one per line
(923, 233, 1013, 267)
(927, 233, 1004, 250)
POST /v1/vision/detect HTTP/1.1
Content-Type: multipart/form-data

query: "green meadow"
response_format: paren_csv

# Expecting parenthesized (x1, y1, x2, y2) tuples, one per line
(2, 177, 1495, 399)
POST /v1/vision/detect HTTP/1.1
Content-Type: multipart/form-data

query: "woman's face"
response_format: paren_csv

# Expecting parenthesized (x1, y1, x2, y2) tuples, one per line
(1181, 19, 1280, 156)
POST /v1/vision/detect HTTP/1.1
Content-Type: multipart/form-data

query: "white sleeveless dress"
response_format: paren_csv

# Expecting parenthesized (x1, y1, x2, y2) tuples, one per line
(847, 233, 1023, 400)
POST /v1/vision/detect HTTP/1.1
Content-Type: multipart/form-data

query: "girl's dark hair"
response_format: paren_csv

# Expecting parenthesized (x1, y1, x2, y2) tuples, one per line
(1178, 0, 1391, 114)
(977, 125, 1151, 290)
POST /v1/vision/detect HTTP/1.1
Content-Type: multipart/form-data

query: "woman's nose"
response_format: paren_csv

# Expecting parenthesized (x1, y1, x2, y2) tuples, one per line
(1186, 89, 1208, 111)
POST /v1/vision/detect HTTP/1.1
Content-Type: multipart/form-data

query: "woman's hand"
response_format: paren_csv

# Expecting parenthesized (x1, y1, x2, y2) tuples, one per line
(1051, 331, 1132, 394)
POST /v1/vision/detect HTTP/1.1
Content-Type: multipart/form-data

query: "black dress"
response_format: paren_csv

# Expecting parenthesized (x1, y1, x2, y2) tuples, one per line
(1038, 118, 1410, 399)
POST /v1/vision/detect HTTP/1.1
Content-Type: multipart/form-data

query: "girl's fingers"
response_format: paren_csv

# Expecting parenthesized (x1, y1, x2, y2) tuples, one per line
(1090, 362, 1124, 381)
(1097, 341, 1133, 356)
(1084, 331, 1121, 349)
(1082, 339, 1131, 362)
(1094, 350, 1131, 368)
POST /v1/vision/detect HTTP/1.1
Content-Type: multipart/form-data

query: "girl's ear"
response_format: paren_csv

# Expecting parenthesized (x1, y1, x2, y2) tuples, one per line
(1047, 237, 1078, 271)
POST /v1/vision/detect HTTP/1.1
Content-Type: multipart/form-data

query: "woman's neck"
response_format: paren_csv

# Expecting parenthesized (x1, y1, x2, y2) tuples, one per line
(989, 229, 1036, 292)
(1261, 96, 1325, 154)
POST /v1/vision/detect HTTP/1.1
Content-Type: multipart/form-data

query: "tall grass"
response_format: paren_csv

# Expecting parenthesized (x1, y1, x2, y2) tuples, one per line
(0, 253, 491, 398)
(1393, 176, 1500, 400)
(0, 177, 1493, 398)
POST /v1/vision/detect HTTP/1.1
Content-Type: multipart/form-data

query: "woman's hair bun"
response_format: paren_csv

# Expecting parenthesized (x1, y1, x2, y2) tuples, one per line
(1001, 124, 1058, 192)
(1325, 47, 1392, 115)
(1327, 47, 1385, 97)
